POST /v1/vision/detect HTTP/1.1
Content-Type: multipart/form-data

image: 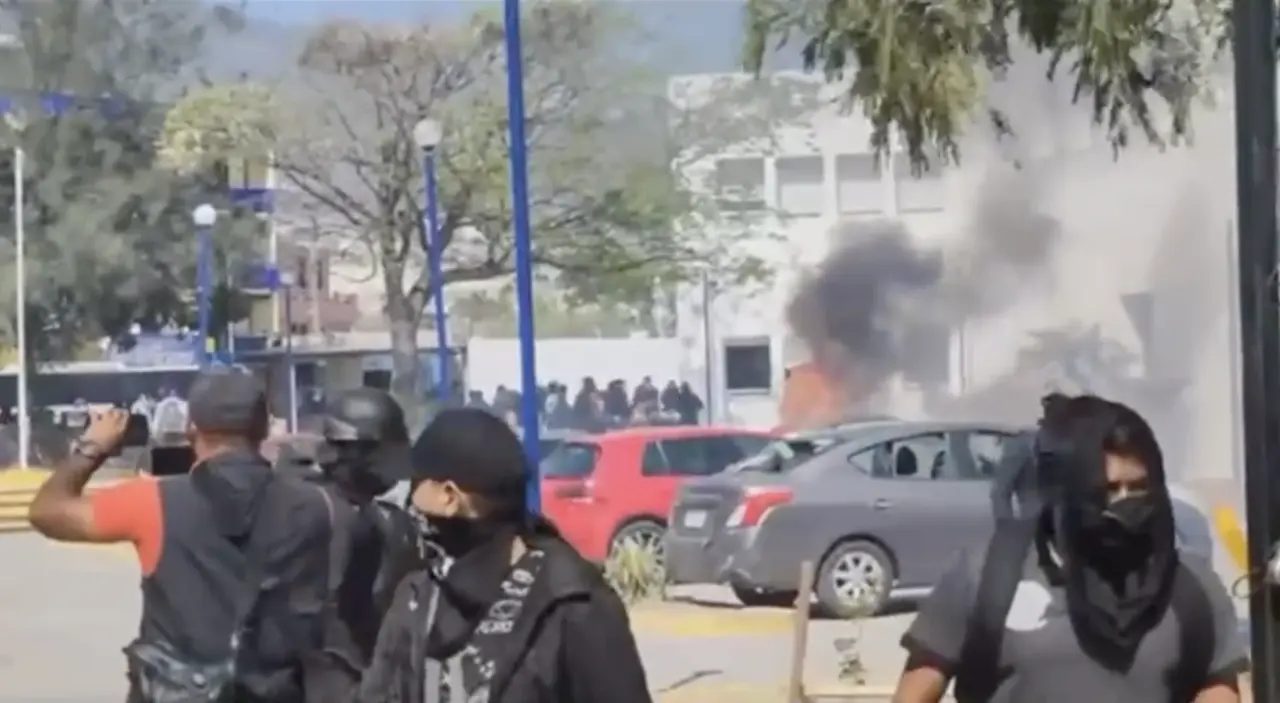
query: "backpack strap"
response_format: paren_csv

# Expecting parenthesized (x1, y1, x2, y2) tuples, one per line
(418, 588, 445, 703)
(1168, 562, 1214, 702)
(313, 484, 348, 597)
(953, 518, 1038, 703)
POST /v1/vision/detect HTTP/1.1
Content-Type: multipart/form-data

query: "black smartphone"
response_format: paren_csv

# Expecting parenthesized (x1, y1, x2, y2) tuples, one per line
(121, 413, 151, 448)
(150, 445, 195, 476)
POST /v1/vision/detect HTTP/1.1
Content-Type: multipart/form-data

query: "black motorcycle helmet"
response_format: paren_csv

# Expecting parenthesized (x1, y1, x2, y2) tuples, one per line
(319, 388, 412, 495)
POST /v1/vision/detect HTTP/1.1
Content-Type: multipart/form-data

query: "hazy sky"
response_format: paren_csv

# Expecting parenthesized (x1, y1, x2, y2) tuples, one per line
(235, 1, 802, 75)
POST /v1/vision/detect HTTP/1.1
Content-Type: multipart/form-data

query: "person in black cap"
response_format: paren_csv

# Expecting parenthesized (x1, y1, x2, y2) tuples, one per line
(297, 388, 425, 703)
(358, 407, 652, 703)
(29, 367, 337, 703)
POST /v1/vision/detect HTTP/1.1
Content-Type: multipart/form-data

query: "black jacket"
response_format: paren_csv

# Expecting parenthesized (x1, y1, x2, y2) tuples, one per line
(357, 536, 652, 703)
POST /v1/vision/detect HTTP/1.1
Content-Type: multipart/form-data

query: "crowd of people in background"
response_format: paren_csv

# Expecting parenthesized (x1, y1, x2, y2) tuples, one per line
(1, 375, 707, 466)
(465, 376, 705, 432)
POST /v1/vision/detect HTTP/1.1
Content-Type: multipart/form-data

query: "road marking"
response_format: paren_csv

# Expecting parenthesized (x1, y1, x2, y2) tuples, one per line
(1214, 504, 1249, 574)
(0, 469, 50, 491)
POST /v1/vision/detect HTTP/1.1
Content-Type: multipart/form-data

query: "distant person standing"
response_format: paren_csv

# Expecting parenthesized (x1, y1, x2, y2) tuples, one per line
(465, 390, 491, 414)
(64, 398, 91, 432)
(152, 389, 188, 443)
(130, 393, 156, 423)
(632, 376, 658, 409)
(676, 382, 704, 425)
(659, 381, 680, 415)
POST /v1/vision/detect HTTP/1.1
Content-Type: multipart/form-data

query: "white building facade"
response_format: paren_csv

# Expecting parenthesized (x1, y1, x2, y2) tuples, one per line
(668, 70, 1243, 485)
(670, 71, 967, 428)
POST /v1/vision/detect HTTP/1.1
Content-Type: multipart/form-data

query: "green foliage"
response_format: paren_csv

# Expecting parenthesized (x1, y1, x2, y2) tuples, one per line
(604, 540, 666, 605)
(0, 0, 256, 361)
(163, 2, 804, 409)
(744, 0, 1230, 169)
(450, 286, 646, 339)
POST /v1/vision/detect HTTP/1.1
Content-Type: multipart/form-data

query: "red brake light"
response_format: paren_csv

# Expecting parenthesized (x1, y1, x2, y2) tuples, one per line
(552, 479, 594, 500)
(726, 487, 793, 527)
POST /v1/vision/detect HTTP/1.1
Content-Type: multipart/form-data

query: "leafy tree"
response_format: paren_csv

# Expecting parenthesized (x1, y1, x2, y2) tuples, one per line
(743, 0, 1230, 168)
(161, 3, 810, 416)
(450, 286, 642, 339)
(1014, 322, 1139, 391)
(0, 0, 254, 365)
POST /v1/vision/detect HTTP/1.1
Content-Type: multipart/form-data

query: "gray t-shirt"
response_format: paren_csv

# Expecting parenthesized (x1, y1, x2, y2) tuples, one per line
(903, 544, 1245, 703)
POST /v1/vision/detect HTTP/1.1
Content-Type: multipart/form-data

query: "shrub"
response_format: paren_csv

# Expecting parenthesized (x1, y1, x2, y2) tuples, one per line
(833, 590, 877, 685)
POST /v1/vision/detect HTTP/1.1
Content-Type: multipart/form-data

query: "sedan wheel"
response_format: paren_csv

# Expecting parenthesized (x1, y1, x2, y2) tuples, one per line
(816, 539, 893, 618)
(610, 520, 666, 567)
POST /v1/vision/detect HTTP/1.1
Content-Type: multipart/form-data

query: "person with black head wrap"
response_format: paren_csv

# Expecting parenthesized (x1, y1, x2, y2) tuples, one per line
(893, 394, 1246, 703)
(358, 408, 652, 703)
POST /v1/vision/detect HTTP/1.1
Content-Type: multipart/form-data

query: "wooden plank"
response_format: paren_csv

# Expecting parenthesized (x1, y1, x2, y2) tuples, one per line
(787, 561, 816, 703)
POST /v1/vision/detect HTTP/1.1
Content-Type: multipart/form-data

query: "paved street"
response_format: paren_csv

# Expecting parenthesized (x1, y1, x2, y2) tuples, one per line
(0, 533, 915, 701)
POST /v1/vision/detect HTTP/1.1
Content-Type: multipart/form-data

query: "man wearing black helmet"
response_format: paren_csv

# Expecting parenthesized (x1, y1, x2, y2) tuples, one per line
(300, 388, 425, 703)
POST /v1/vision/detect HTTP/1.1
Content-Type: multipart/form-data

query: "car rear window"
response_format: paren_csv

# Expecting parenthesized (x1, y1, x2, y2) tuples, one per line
(540, 442, 599, 478)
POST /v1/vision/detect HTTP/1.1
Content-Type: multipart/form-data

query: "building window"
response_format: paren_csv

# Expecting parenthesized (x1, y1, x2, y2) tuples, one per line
(294, 250, 330, 293)
(893, 152, 946, 212)
(714, 157, 766, 212)
(835, 153, 883, 215)
(228, 155, 271, 189)
(775, 155, 824, 216)
(723, 338, 772, 392)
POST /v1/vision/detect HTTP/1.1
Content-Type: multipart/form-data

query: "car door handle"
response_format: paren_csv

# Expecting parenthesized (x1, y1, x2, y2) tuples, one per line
(873, 498, 892, 510)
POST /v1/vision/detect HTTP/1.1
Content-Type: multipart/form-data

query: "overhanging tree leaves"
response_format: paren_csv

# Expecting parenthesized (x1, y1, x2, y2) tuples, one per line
(162, 2, 809, 415)
(744, 0, 1230, 168)
(0, 0, 254, 363)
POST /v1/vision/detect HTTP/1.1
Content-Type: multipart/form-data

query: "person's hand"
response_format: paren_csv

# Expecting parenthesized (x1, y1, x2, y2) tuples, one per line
(81, 407, 130, 454)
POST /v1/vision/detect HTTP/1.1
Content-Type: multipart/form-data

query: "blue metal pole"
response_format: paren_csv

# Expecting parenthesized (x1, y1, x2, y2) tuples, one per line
(503, 0, 542, 514)
(195, 226, 212, 366)
(424, 149, 451, 402)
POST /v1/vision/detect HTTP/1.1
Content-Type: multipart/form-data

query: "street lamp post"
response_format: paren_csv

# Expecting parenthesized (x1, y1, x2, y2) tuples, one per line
(1233, 0, 1280, 698)
(192, 204, 218, 366)
(414, 118, 451, 402)
(503, 0, 542, 513)
(12, 146, 27, 468)
(278, 268, 298, 433)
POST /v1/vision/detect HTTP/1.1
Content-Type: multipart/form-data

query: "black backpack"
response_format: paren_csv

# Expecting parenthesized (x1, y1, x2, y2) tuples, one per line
(954, 518, 1215, 703)
(125, 517, 270, 702)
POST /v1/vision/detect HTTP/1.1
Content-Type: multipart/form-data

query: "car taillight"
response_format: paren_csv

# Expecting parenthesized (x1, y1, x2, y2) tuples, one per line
(725, 487, 793, 528)
(552, 479, 594, 500)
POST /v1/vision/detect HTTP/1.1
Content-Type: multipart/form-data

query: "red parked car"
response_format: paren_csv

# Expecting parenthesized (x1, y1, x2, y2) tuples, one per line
(539, 425, 775, 562)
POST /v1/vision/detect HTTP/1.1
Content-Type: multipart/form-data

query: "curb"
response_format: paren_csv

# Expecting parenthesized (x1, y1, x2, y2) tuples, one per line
(0, 486, 37, 532)
(0, 474, 116, 534)
(629, 602, 792, 637)
(654, 680, 946, 702)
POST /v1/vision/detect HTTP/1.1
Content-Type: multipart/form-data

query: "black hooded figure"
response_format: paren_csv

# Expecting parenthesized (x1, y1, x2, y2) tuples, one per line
(358, 408, 652, 703)
(304, 388, 424, 703)
(1035, 394, 1179, 669)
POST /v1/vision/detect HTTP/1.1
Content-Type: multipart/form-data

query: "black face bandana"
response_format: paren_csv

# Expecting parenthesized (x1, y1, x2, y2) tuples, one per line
(410, 506, 521, 658)
(318, 442, 399, 500)
(1043, 413, 1178, 671)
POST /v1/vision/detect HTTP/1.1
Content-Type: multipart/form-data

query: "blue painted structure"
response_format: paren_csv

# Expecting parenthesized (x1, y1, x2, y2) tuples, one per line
(503, 0, 543, 513)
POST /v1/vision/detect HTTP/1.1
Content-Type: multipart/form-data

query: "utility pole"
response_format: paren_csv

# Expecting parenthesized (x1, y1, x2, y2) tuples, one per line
(1230, 0, 1280, 699)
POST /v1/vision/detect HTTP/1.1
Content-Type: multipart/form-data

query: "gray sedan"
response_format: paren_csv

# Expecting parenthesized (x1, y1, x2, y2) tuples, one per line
(665, 420, 1218, 617)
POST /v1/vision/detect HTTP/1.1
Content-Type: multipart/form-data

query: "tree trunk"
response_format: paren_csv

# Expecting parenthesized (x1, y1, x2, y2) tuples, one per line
(386, 289, 420, 400)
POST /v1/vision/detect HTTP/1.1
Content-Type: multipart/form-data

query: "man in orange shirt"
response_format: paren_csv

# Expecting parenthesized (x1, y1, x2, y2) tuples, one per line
(27, 407, 167, 573)
(29, 368, 335, 703)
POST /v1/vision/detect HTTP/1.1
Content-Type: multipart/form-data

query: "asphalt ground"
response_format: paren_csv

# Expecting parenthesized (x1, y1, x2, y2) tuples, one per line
(0, 532, 917, 702)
